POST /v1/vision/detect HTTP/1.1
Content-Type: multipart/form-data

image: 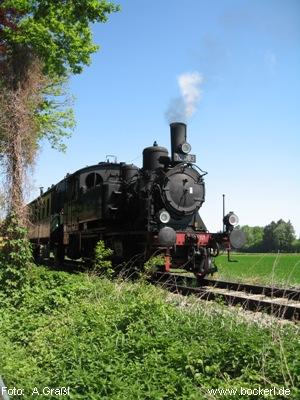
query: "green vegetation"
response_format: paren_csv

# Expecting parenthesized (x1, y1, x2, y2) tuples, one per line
(0, 215, 33, 298)
(0, 0, 119, 160)
(0, 265, 299, 399)
(92, 239, 114, 277)
(240, 220, 299, 253)
(1, 0, 120, 76)
(142, 255, 165, 279)
(0, 1, 119, 289)
(215, 253, 300, 286)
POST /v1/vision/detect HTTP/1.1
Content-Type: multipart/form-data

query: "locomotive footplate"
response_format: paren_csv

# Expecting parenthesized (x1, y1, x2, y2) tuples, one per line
(157, 231, 220, 276)
(175, 232, 210, 247)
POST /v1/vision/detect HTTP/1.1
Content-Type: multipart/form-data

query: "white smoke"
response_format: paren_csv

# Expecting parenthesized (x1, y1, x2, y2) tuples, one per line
(178, 71, 203, 117)
(165, 71, 203, 122)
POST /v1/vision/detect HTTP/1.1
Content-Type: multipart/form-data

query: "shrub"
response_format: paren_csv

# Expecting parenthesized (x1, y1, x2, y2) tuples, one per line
(0, 215, 32, 300)
(142, 254, 165, 279)
(0, 266, 299, 399)
(92, 240, 113, 277)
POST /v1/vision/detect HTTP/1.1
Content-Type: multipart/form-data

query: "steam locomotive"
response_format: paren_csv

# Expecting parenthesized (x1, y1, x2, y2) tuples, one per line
(28, 123, 245, 277)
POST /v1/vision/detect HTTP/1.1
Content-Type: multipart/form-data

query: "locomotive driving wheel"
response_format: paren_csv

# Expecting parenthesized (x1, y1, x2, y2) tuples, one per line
(191, 247, 217, 281)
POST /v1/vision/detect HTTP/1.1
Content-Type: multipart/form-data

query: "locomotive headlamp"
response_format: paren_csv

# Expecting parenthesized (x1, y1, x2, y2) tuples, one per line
(179, 142, 192, 154)
(159, 210, 171, 224)
(228, 213, 239, 226)
(223, 212, 239, 231)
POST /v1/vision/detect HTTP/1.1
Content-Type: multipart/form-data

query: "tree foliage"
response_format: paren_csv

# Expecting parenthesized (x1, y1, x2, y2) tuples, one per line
(240, 220, 297, 253)
(0, 0, 119, 213)
(0, 0, 119, 152)
(0, 214, 32, 300)
(266, 219, 295, 252)
(239, 225, 264, 252)
(35, 75, 75, 151)
(0, 0, 119, 289)
(1, 0, 120, 76)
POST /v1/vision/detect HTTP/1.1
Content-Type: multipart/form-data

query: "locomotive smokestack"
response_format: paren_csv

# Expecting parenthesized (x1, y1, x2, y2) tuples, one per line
(170, 122, 187, 162)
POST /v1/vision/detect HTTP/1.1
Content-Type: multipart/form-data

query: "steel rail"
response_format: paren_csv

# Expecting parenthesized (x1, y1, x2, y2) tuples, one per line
(152, 272, 300, 300)
(151, 272, 300, 321)
(39, 261, 300, 321)
(202, 279, 300, 301)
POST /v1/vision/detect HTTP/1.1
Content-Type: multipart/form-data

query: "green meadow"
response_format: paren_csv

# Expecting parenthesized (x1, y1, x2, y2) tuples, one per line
(214, 253, 300, 287)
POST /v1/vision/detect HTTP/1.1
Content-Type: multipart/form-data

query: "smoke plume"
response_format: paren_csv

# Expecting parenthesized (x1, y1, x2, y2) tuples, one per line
(165, 71, 203, 122)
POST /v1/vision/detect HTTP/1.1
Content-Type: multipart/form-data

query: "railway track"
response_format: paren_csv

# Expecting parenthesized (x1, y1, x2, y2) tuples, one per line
(40, 257, 86, 272)
(41, 259, 300, 321)
(151, 272, 300, 322)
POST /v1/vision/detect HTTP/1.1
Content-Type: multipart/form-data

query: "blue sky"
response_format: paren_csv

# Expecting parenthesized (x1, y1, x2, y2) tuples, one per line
(33, 0, 300, 236)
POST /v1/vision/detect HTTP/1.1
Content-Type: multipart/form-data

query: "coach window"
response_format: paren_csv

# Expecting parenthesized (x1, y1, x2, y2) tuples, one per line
(95, 173, 102, 186)
(46, 198, 50, 216)
(86, 172, 102, 190)
(68, 178, 79, 200)
(73, 179, 79, 199)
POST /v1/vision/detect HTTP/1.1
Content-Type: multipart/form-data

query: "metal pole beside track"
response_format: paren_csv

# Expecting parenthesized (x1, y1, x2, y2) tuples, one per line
(222, 194, 225, 232)
(0, 376, 10, 400)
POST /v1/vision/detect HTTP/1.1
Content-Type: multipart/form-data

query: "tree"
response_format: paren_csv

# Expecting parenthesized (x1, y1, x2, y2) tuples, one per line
(262, 220, 295, 252)
(1, 1, 120, 76)
(240, 220, 297, 253)
(0, 187, 5, 222)
(273, 220, 295, 252)
(262, 221, 277, 252)
(0, 0, 119, 220)
(292, 238, 300, 253)
(240, 225, 264, 252)
(0, 0, 119, 291)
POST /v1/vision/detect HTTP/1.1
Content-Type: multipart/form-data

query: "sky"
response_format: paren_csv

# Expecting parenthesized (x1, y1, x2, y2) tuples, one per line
(32, 0, 300, 237)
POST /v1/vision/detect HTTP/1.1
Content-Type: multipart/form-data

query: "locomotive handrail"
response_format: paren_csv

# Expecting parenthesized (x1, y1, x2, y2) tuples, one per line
(192, 164, 208, 176)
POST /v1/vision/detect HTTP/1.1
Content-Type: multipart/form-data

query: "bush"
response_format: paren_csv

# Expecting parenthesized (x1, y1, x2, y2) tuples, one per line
(141, 254, 165, 280)
(0, 215, 32, 300)
(0, 265, 299, 399)
(92, 240, 113, 277)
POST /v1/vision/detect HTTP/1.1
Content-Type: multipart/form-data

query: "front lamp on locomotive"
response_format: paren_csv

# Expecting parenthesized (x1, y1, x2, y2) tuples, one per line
(144, 122, 245, 278)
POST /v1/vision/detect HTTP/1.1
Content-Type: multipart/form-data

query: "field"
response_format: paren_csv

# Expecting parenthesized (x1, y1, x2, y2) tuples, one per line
(0, 265, 299, 399)
(214, 253, 300, 287)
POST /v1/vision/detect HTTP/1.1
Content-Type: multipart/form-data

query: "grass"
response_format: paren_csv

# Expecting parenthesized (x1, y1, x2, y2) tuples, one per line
(0, 265, 299, 399)
(214, 253, 300, 287)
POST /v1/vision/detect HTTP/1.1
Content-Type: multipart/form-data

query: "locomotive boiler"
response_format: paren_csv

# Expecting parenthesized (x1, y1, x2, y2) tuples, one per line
(28, 123, 245, 278)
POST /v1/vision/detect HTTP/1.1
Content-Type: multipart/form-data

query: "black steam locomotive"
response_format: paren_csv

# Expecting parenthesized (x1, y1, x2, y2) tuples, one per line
(28, 123, 245, 277)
